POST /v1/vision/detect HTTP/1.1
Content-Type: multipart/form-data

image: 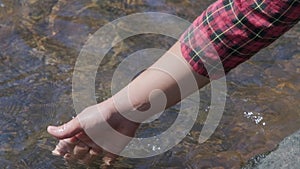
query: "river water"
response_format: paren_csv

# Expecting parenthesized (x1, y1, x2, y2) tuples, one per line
(0, 0, 299, 168)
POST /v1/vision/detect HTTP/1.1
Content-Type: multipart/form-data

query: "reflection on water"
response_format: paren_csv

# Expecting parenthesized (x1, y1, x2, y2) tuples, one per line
(0, 0, 299, 168)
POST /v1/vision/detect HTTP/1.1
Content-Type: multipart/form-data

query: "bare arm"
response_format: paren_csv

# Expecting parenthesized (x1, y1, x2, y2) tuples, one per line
(47, 41, 210, 164)
(110, 41, 209, 122)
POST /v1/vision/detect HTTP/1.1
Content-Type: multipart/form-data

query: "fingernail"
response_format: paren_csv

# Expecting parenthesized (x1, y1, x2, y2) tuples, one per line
(103, 157, 113, 166)
(47, 126, 56, 132)
(64, 153, 71, 159)
(48, 125, 65, 133)
(52, 149, 62, 156)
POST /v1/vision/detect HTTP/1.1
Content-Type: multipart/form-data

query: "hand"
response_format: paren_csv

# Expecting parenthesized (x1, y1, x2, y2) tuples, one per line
(47, 42, 209, 166)
(47, 99, 140, 165)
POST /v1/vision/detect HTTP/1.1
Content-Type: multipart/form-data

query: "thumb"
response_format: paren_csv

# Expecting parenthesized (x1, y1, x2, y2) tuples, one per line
(47, 117, 82, 139)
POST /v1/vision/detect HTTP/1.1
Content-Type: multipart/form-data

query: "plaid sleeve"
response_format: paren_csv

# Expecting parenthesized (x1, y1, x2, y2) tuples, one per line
(180, 0, 300, 79)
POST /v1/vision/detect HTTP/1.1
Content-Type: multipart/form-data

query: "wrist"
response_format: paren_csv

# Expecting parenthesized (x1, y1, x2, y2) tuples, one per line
(99, 97, 141, 130)
(97, 97, 118, 115)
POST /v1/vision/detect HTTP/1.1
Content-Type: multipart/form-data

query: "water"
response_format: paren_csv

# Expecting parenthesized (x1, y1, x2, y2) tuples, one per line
(0, 0, 299, 168)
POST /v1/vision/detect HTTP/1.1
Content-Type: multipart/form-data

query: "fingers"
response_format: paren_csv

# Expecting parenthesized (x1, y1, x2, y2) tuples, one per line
(52, 138, 117, 166)
(75, 132, 103, 151)
(73, 142, 90, 159)
(103, 152, 117, 166)
(81, 149, 101, 164)
(52, 137, 102, 160)
(52, 137, 78, 156)
(47, 117, 82, 139)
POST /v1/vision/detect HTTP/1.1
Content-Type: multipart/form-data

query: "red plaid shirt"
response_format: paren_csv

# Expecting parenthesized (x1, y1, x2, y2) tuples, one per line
(180, 0, 300, 79)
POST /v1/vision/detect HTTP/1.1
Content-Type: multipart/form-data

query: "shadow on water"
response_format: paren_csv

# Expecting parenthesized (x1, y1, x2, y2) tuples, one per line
(0, 0, 299, 168)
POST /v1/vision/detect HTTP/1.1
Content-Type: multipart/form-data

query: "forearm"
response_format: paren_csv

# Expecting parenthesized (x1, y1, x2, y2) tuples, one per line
(105, 42, 209, 123)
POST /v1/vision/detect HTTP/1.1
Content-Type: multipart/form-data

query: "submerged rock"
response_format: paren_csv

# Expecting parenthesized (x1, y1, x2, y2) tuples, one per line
(246, 129, 300, 169)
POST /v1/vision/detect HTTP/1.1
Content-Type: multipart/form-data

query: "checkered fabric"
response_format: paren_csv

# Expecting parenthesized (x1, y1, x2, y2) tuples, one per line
(180, 0, 300, 79)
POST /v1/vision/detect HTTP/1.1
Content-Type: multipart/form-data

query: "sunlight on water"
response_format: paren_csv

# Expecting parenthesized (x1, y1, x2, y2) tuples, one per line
(243, 111, 265, 125)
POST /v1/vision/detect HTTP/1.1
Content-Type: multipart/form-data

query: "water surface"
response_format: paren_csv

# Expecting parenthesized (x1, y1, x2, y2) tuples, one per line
(0, 0, 299, 168)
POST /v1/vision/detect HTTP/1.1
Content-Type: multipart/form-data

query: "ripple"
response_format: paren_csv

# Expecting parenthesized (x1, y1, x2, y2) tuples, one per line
(27, 81, 64, 104)
(0, 89, 29, 116)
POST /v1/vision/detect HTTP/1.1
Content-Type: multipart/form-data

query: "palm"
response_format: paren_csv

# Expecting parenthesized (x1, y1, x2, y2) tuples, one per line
(47, 103, 139, 165)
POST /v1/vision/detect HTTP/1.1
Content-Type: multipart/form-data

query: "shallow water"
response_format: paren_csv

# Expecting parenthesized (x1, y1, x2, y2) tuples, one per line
(0, 0, 299, 168)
